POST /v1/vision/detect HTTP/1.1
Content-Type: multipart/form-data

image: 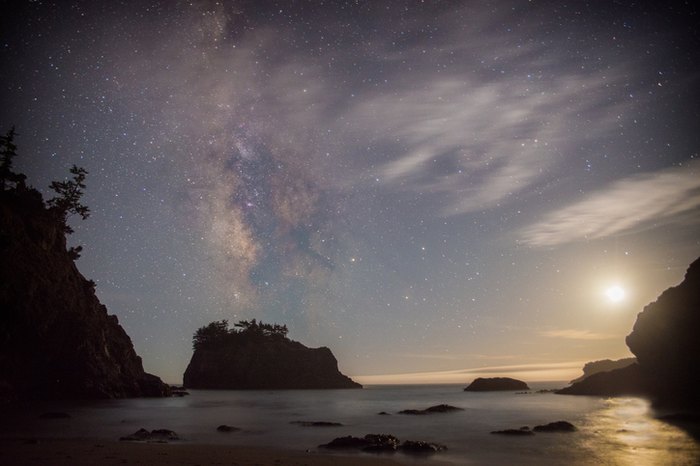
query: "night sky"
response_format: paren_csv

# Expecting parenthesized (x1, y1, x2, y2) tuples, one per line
(2, 1, 699, 384)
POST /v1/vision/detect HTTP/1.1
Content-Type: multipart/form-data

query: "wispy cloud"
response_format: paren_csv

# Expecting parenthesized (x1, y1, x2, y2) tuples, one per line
(398, 352, 520, 361)
(520, 161, 700, 246)
(339, 31, 636, 216)
(539, 329, 618, 341)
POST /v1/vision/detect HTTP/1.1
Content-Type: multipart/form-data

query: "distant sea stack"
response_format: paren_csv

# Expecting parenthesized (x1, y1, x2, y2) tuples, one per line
(569, 357, 637, 384)
(464, 377, 529, 391)
(183, 320, 362, 389)
(0, 179, 169, 401)
(559, 257, 700, 408)
(557, 363, 648, 397)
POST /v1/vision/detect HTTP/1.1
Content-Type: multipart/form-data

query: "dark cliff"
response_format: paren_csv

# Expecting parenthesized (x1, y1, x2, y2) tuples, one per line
(183, 320, 361, 389)
(0, 187, 169, 400)
(559, 257, 700, 408)
(625, 257, 700, 408)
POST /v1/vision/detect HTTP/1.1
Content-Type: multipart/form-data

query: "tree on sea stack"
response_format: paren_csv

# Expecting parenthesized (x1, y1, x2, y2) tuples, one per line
(234, 319, 288, 338)
(192, 320, 231, 350)
(192, 319, 290, 351)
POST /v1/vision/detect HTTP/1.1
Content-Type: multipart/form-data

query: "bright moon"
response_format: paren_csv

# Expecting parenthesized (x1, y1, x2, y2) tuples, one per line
(605, 285, 626, 303)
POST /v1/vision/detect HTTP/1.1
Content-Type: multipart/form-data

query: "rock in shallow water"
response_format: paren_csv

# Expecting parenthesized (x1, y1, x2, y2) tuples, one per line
(398, 404, 463, 415)
(401, 440, 448, 453)
(363, 434, 400, 452)
(291, 421, 343, 427)
(491, 427, 534, 436)
(216, 424, 240, 432)
(319, 434, 446, 454)
(319, 435, 369, 449)
(119, 428, 179, 442)
(533, 421, 577, 432)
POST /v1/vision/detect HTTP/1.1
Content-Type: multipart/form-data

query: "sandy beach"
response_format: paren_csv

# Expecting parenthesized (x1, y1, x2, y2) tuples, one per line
(0, 438, 445, 466)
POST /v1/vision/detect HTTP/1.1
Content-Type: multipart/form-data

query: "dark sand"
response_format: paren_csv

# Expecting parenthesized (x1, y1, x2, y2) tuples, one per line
(0, 438, 447, 465)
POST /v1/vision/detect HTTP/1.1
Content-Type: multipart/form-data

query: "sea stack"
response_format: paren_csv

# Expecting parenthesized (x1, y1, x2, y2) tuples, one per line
(464, 377, 529, 391)
(183, 320, 362, 389)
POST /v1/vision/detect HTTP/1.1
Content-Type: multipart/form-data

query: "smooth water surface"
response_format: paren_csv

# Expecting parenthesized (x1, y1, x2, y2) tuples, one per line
(2, 384, 699, 465)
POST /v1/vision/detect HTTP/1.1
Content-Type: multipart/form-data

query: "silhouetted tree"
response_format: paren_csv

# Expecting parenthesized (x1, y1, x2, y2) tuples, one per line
(267, 323, 288, 338)
(48, 164, 90, 233)
(68, 245, 83, 260)
(192, 319, 290, 351)
(192, 320, 230, 350)
(0, 127, 26, 190)
(234, 319, 259, 333)
(234, 319, 288, 338)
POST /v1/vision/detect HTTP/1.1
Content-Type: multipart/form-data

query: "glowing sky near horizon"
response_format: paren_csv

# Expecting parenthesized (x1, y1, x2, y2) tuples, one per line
(1, 1, 699, 384)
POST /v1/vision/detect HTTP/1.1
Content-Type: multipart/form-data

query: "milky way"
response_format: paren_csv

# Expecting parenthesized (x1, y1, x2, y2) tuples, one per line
(1, 1, 699, 383)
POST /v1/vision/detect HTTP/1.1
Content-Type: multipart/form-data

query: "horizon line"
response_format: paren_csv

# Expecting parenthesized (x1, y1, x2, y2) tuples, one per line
(349, 360, 593, 385)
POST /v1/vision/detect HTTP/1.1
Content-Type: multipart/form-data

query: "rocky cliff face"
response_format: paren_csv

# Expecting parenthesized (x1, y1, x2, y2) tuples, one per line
(625, 257, 700, 408)
(183, 327, 361, 389)
(0, 188, 169, 401)
(559, 257, 700, 408)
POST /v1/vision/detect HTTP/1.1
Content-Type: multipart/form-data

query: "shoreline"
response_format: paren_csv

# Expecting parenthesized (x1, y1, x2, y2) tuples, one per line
(0, 437, 449, 466)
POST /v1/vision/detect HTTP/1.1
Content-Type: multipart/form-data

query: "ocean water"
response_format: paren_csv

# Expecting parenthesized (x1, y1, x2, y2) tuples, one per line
(2, 383, 699, 465)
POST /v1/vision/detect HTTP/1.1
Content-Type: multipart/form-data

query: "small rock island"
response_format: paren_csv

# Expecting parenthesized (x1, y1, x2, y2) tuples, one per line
(183, 319, 362, 389)
(464, 377, 529, 392)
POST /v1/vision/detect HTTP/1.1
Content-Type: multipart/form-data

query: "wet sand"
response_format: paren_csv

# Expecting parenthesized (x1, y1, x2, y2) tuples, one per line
(0, 438, 439, 465)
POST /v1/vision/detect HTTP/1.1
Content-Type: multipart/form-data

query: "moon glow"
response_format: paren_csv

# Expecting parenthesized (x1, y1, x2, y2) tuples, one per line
(605, 285, 626, 303)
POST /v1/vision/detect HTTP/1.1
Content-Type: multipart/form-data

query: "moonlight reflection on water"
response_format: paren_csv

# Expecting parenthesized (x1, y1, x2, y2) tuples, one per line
(583, 397, 699, 465)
